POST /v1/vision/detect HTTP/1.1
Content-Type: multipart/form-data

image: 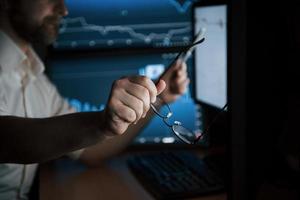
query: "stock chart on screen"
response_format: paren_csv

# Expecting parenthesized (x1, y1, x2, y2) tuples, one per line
(54, 0, 197, 50)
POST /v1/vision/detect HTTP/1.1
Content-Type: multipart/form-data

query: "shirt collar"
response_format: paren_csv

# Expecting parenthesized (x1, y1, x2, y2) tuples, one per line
(0, 30, 45, 77)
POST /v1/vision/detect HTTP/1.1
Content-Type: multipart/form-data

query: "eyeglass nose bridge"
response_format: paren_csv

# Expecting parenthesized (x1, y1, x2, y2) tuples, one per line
(151, 97, 196, 144)
(163, 117, 181, 128)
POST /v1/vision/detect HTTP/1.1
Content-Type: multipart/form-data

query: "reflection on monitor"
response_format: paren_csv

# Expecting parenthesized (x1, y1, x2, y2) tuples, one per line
(47, 53, 204, 145)
(194, 4, 227, 109)
(54, 0, 197, 50)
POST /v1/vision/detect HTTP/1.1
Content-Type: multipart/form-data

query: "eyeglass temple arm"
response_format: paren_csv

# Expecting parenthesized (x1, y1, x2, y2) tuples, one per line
(172, 37, 205, 66)
(194, 103, 228, 143)
(155, 37, 205, 85)
(177, 28, 206, 62)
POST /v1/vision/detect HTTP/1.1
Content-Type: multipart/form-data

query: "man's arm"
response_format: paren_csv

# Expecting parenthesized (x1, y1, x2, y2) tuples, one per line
(0, 112, 106, 164)
(0, 76, 162, 164)
(79, 109, 156, 166)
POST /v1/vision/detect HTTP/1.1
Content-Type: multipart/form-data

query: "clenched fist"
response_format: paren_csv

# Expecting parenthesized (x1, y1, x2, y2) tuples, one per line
(104, 76, 166, 136)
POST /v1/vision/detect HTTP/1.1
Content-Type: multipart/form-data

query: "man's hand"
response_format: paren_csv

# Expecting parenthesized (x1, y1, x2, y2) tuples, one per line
(159, 60, 190, 103)
(104, 76, 166, 136)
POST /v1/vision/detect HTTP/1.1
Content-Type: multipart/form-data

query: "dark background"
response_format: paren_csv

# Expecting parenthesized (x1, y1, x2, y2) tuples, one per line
(229, 0, 299, 199)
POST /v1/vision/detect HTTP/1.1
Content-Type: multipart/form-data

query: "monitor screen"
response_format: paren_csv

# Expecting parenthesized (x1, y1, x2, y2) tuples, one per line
(53, 0, 196, 50)
(193, 3, 227, 109)
(47, 52, 204, 145)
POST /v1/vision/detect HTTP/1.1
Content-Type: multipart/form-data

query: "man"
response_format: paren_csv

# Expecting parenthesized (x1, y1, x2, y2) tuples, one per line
(0, 0, 190, 199)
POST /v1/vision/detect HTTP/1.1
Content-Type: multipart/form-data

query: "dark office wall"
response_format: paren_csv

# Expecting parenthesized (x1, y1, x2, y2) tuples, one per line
(245, 0, 298, 198)
(246, 0, 285, 177)
(230, 0, 298, 200)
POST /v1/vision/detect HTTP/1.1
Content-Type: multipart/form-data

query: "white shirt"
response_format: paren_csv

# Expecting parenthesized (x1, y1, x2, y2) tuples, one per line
(0, 31, 83, 200)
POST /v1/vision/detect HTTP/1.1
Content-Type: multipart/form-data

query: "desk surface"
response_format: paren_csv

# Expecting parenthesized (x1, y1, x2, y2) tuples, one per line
(40, 152, 227, 200)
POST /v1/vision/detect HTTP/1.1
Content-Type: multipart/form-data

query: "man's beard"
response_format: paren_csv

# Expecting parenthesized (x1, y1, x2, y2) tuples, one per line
(9, 8, 61, 46)
(32, 16, 61, 45)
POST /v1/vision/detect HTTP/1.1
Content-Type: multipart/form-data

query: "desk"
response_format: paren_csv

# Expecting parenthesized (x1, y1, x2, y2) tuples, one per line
(40, 152, 227, 200)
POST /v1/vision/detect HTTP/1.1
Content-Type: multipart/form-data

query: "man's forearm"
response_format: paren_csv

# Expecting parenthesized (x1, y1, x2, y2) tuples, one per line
(79, 109, 156, 166)
(0, 112, 107, 164)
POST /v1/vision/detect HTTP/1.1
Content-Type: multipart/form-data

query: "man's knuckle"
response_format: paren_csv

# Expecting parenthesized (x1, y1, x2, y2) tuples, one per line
(140, 76, 149, 82)
(126, 109, 136, 122)
(137, 100, 144, 112)
(141, 88, 149, 98)
(114, 78, 127, 88)
(145, 103, 150, 112)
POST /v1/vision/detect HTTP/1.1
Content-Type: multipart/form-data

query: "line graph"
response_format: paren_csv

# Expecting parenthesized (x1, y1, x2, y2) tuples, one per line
(59, 17, 191, 42)
(53, 0, 194, 50)
(55, 17, 192, 49)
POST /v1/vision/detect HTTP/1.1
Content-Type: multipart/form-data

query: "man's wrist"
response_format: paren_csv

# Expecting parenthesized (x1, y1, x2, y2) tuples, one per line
(96, 110, 119, 138)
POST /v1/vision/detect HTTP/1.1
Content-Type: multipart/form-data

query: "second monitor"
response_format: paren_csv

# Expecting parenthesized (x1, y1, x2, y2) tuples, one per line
(193, 1, 227, 110)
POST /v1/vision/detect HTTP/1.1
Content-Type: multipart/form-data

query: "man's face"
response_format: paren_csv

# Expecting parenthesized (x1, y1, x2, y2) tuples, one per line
(9, 0, 68, 45)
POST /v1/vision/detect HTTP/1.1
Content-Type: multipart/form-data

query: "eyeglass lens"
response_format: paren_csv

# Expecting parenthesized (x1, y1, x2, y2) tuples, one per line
(172, 124, 198, 144)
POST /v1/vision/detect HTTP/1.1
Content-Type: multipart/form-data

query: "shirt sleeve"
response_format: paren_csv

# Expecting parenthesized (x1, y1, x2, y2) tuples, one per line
(0, 93, 8, 116)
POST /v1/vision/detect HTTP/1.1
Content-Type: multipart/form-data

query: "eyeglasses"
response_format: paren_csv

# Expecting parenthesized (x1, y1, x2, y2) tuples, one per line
(151, 32, 227, 144)
(151, 97, 228, 144)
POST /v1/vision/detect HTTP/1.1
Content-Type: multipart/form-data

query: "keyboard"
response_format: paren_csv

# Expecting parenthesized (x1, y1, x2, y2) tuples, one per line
(127, 151, 224, 200)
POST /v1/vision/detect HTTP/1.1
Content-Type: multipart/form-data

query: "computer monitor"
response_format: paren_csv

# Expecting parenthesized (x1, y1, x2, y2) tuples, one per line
(193, 1, 227, 110)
